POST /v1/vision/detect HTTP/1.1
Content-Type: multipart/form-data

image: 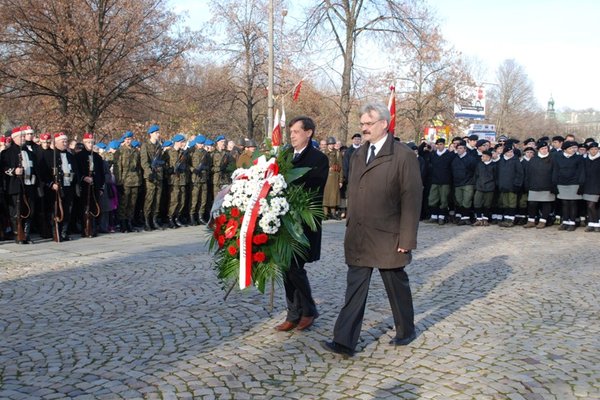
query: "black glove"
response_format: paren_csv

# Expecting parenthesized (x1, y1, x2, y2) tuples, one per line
(577, 185, 584, 195)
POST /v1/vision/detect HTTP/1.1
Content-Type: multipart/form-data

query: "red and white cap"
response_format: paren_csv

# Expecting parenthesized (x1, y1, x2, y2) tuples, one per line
(40, 133, 51, 141)
(11, 126, 23, 138)
(21, 125, 34, 134)
(83, 132, 94, 140)
(0, 136, 6, 143)
(54, 132, 68, 141)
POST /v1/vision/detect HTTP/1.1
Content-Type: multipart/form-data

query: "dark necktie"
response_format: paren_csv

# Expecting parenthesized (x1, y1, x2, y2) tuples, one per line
(293, 152, 300, 161)
(367, 145, 376, 165)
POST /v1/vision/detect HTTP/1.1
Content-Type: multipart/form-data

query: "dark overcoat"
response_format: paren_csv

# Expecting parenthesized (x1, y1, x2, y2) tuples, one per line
(290, 144, 329, 262)
(345, 135, 422, 269)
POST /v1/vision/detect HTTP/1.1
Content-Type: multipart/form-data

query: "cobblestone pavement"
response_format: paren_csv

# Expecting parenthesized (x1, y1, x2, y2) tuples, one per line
(1, 221, 599, 400)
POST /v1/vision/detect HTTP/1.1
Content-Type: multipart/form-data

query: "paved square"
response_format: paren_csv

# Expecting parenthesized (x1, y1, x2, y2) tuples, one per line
(1, 222, 599, 399)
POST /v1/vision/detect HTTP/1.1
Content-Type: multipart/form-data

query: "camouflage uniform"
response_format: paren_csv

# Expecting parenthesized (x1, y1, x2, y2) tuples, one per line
(114, 145, 142, 231)
(211, 149, 233, 198)
(140, 140, 166, 228)
(165, 147, 189, 227)
(189, 146, 211, 224)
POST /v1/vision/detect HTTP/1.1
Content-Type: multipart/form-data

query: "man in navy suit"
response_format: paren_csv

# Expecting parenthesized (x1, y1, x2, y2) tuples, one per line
(275, 116, 329, 332)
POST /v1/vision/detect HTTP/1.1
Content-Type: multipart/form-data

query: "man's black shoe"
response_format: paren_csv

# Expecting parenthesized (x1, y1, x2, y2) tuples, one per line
(389, 332, 416, 346)
(320, 340, 354, 358)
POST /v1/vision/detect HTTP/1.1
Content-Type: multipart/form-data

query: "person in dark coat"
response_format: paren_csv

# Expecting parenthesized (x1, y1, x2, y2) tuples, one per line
(552, 140, 585, 231)
(473, 150, 496, 226)
(451, 140, 478, 225)
(427, 138, 455, 224)
(523, 142, 555, 229)
(76, 133, 106, 237)
(275, 116, 328, 332)
(322, 102, 422, 357)
(496, 145, 524, 227)
(582, 141, 600, 232)
(1, 126, 43, 243)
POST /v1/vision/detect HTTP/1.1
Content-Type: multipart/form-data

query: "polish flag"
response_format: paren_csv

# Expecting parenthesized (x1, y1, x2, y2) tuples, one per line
(272, 109, 282, 146)
(388, 85, 396, 135)
(292, 80, 303, 102)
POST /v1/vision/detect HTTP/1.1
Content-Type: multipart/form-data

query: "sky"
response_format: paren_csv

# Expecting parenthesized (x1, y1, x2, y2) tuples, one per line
(170, 0, 600, 111)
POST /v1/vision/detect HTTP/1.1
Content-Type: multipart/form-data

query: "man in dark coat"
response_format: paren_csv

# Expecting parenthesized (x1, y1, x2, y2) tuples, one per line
(275, 116, 328, 332)
(321, 102, 422, 357)
(76, 133, 106, 237)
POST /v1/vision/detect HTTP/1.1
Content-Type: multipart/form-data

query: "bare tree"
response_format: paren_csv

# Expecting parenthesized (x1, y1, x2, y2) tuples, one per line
(487, 59, 540, 136)
(0, 0, 194, 133)
(301, 0, 421, 143)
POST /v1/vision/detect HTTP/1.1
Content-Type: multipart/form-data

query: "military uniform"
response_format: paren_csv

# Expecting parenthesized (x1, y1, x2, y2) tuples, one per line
(114, 144, 141, 232)
(165, 138, 189, 228)
(189, 141, 211, 225)
(75, 144, 106, 237)
(140, 138, 166, 229)
(323, 146, 343, 219)
(211, 149, 233, 198)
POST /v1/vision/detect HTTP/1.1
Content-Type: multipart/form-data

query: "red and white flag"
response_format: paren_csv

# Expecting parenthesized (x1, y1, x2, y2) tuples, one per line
(388, 85, 396, 135)
(292, 80, 303, 102)
(272, 109, 282, 146)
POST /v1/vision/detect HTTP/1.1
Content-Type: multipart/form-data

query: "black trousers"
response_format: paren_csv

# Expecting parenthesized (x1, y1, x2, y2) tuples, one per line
(283, 258, 317, 323)
(333, 265, 414, 351)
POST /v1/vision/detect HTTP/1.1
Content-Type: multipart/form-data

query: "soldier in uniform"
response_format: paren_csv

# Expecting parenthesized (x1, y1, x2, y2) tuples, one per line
(1, 126, 43, 243)
(236, 139, 257, 168)
(211, 135, 233, 199)
(44, 132, 80, 241)
(323, 136, 343, 220)
(114, 131, 141, 233)
(75, 133, 106, 237)
(140, 125, 166, 230)
(189, 135, 211, 225)
(165, 134, 189, 228)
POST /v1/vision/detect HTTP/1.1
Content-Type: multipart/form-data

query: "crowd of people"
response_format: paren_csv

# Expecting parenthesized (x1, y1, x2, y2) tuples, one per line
(1, 121, 599, 245)
(0, 124, 262, 244)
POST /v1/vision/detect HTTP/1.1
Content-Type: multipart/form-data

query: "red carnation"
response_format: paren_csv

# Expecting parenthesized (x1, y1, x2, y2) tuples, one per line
(228, 245, 238, 256)
(216, 214, 227, 225)
(253, 251, 266, 263)
(225, 219, 239, 239)
(217, 235, 225, 248)
(253, 233, 268, 245)
(230, 207, 241, 218)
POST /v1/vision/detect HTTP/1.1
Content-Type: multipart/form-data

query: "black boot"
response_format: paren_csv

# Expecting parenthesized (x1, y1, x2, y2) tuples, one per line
(168, 217, 177, 229)
(190, 214, 198, 226)
(127, 220, 136, 232)
(120, 220, 128, 233)
(153, 215, 163, 230)
(144, 217, 153, 231)
(60, 225, 71, 241)
(174, 216, 185, 227)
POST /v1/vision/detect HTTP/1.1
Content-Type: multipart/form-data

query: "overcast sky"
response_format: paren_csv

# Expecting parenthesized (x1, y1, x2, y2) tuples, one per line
(170, 0, 600, 111)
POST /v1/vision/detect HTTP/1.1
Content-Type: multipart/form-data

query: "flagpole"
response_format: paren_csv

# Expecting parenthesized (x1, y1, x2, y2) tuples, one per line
(267, 0, 274, 139)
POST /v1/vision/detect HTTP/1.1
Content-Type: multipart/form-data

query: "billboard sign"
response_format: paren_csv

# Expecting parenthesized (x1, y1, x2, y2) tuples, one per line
(454, 85, 486, 120)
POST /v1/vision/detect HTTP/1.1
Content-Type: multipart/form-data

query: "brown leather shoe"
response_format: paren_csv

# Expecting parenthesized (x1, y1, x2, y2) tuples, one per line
(296, 316, 316, 331)
(275, 321, 297, 331)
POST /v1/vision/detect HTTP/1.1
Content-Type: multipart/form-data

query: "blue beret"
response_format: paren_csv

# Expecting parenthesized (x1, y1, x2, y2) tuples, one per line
(195, 134, 206, 144)
(147, 125, 160, 134)
(108, 140, 120, 150)
(123, 131, 133, 139)
(172, 134, 185, 142)
(131, 140, 140, 148)
(96, 143, 107, 150)
(162, 140, 173, 148)
(215, 135, 225, 142)
(311, 139, 319, 149)
(205, 139, 215, 146)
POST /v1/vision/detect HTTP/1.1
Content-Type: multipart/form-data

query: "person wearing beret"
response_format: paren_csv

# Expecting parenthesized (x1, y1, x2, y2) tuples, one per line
(450, 140, 478, 225)
(427, 138, 456, 225)
(552, 141, 585, 231)
(113, 131, 141, 233)
(473, 150, 497, 226)
(211, 135, 234, 201)
(523, 142, 555, 229)
(75, 133, 106, 237)
(140, 125, 167, 230)
(43, 132, 81, 241)
(582, 142, 600, 232)
(550, 136, 564, 155)
(496, 145, 524, 228)
(165, 134, 189, 228)
(189, 135, 211, 226)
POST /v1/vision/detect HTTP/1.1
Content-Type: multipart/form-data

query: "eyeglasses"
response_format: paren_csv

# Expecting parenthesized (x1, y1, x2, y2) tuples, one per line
(359, 119, 382, 128)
